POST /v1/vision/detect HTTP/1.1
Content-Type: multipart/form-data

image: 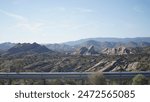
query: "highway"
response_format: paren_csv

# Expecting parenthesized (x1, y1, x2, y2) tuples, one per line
(0, 71, 150, 79)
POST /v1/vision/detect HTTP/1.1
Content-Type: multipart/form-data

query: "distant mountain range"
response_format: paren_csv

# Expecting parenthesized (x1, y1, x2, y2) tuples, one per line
(73, 40, 150, 50)
(45, 37, 150, 52)
(0, 37, 150, 53)
(64, 37, 150, 46)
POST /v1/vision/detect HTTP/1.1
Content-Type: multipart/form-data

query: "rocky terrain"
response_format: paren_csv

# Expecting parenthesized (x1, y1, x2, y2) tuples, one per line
(0, 45, 150, 72)
(102, 47, 134, 55)
(0, 37, 150, 73)
(0, 40, 149, 85)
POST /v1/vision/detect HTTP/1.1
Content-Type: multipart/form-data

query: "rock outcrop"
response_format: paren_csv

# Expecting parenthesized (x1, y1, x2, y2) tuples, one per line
(102, 47, 134, 55)
(73, 46, 99, 55)
(87, 58, 129, 72)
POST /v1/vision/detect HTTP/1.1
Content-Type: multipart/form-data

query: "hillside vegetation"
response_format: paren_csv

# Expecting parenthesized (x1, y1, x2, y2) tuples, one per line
(0, 41, 149, 85)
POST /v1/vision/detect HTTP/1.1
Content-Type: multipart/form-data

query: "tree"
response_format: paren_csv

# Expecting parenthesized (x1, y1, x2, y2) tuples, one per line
(132, 74, 149, 85)
(89, 72, 107, 85)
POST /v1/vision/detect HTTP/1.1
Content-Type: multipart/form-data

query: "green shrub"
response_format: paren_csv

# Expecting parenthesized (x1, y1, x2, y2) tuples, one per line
(132, 74, 148, 85)
(47, 79, 64, 85)
(89, 72, 107, 85)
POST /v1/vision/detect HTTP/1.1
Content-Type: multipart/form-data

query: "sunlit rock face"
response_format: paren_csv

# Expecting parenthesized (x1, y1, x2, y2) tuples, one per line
(102, 47, 134, 55)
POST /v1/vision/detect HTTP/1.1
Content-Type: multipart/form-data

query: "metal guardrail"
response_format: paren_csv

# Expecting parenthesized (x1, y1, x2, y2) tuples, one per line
(0, 71, 150, 79)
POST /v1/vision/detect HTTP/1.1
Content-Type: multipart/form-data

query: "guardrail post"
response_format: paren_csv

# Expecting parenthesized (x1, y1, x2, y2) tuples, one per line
(81, 79, 84, 85)
(8, 79, 12, 85)
(43, 79, 46, 85)
(119, 72, 122, 85)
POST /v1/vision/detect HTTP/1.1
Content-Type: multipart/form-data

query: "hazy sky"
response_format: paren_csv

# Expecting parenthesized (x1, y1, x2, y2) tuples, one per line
(0, 0, 150, 43)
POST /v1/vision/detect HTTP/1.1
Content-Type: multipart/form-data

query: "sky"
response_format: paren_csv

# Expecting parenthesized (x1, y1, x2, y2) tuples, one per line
(0, 0, 150, 43)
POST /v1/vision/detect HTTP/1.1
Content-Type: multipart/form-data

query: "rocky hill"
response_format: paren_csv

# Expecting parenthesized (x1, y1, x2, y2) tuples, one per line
(0, 42, 15, 51)
(6, 42, 52, 55)
(73, 45, 99, 55)
(45, 43, 74, 53)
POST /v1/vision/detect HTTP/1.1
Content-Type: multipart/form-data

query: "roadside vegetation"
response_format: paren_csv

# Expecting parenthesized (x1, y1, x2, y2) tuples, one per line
(0, 74, 149, 85)
(132, 74, 149, 85)
(88, 72, 107, 85)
